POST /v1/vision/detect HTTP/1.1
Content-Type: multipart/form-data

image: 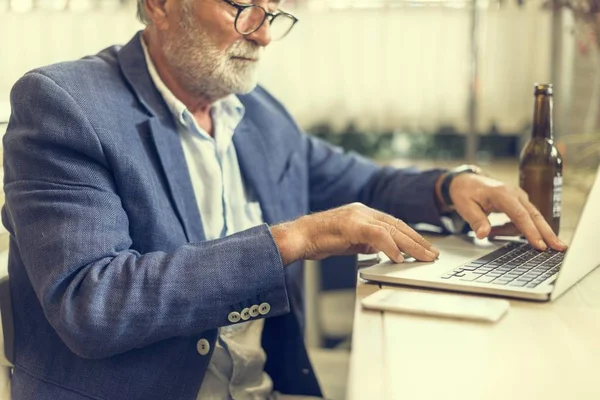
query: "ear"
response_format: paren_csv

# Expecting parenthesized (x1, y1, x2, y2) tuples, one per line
(144, 0, 171, 29)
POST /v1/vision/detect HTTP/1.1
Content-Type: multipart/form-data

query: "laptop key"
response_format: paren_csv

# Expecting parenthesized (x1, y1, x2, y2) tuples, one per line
(441, 274, 455, 279)
(476, 275, 497, 283)
(509, 280, 528, 287)
(524, 260, 541, 265)
(522, 274, 540, 280)
(459, 272, 481, 281)
(506, 262, 522, 268)
(514, 269, 530, 275)
(482, 261, 501, 267)
(504, 274, 521, 279)
(515, 279, 533, 285)
(473, 247, 516, 264)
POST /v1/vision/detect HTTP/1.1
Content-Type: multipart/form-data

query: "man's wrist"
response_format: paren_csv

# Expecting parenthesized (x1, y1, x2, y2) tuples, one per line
(435, 172, 452, 213)
(437, 164, 482, 211)
(270, 220, 306, 266)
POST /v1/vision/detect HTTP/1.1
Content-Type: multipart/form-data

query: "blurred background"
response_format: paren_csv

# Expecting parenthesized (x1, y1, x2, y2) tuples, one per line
(1, 0, 600, 398)
(2, 0, 600, 167)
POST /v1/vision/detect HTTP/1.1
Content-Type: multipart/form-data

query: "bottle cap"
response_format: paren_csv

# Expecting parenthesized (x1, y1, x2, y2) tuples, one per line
(534, 83, 553, 96)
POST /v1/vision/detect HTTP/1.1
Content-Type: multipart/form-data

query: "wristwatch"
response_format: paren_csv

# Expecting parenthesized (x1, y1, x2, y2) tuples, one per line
(440, 164, 482, 209)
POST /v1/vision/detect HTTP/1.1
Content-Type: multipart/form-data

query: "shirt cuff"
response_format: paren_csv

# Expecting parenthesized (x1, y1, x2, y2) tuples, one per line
(440, 211, 469, 234)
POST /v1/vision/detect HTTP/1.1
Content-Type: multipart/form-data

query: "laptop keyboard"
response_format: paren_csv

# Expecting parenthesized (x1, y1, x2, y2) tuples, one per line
(441, 242, 564, 288)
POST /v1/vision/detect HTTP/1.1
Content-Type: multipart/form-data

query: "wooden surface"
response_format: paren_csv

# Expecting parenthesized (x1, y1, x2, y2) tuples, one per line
(347, 281, 384, 400)
(349, 269, 600, 400)
(348, 160, 600, 400)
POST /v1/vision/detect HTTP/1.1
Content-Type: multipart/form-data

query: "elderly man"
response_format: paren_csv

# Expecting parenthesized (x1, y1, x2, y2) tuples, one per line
(2, 0, 565, 399)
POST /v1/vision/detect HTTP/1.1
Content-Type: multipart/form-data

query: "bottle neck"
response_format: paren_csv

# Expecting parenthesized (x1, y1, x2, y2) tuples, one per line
(532, 94, 554, 140)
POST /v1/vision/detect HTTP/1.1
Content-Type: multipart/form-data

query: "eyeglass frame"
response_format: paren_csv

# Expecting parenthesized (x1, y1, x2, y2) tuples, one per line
(220, 0, 299, 39)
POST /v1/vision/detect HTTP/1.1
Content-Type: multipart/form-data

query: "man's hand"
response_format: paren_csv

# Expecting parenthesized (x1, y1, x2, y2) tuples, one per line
(443, 172, 567, 252)
(271, 203, 439, 266)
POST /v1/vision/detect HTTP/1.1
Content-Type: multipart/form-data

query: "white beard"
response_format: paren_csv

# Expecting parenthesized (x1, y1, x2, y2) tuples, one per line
(161, 2, 263, 102)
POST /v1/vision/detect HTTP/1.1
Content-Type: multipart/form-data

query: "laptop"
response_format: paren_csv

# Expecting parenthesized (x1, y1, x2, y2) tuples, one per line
(360, 164, 600, 302)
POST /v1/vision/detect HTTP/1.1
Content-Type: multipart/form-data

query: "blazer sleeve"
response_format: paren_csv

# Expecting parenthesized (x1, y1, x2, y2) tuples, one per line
(2, 72, 290, 359)
(306, 135, 447, 227)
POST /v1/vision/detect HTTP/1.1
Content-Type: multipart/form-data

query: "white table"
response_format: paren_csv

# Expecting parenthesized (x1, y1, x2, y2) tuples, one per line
(348, 263, 600, 400)
(348, 159, 600, 400)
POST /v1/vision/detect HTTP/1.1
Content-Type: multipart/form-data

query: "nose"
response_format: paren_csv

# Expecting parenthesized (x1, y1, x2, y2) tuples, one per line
(245, 18, 272, 47)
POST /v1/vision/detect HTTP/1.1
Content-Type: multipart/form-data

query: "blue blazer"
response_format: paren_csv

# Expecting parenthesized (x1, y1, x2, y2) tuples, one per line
(2, 33, 444, 400)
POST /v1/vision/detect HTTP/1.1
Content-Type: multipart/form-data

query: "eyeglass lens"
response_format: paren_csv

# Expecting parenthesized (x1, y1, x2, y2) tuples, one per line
(237, 7, 295, 40)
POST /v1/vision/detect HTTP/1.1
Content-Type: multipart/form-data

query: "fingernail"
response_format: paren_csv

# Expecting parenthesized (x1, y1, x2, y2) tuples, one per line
(396, 255, 405, 263)
(558, 240, 567, 248)
(430, 246, 440, 256)
(537, 240, 547, 250)
(425, 250, 437, 260)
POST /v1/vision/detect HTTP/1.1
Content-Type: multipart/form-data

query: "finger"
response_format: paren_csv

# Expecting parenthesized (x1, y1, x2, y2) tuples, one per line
(495, 196, 547, 250)
(454, 199, 492, 239)
(367, 209, 439, 256)
(519, 199, 568, 251)
(356, 224, 405, 263)
(341, 244, 380, 255)
(360, 246, 381, 254)
(370, 220, 437, 262)
(489, 222, 521, 237)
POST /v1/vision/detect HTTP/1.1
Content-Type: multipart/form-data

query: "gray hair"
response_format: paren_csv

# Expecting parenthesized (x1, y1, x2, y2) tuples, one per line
(137, 0, 151, 25)
(137, 0, 194, 25)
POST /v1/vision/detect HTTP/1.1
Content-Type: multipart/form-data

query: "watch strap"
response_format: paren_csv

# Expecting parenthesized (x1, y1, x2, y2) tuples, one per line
(440, 165, 480, 208)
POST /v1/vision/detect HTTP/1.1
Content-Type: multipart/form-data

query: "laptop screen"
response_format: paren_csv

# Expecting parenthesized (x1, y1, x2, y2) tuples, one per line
(552, 159, 600, 300)
(559, 159, 600, 245)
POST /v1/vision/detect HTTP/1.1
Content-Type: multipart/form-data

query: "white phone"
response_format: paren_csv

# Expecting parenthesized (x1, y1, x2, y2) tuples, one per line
(361, 288, 510, 323)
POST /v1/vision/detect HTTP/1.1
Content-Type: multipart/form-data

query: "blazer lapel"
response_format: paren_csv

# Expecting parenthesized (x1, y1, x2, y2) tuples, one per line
(234, 119, 282, 225)
(147, 117, 205, 242)
(118, 32, 205, 242)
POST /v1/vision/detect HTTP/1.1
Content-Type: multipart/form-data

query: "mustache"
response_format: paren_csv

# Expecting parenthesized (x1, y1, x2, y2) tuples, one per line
(228, 42, 263, 59)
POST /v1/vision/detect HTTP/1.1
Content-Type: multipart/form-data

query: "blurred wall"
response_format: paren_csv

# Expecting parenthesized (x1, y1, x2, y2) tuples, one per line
(0, 3, 551, 134)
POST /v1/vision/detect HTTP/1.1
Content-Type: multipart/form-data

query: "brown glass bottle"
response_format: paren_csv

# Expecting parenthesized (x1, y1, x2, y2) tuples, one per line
(519, 83, 563, 234)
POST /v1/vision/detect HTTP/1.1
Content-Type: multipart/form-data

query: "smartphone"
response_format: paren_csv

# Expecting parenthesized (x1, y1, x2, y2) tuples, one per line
(361, 288, 510, 323)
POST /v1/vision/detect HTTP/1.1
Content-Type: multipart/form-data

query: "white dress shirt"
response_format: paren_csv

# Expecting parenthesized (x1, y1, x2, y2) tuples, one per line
(141, 40, 273, 400)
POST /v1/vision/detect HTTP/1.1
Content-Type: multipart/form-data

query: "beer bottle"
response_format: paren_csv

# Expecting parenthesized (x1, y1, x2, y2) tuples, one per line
(519, 83, 563, 234)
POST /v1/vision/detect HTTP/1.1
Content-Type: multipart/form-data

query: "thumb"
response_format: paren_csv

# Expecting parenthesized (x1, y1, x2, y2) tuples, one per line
(455, 199, 491, 239)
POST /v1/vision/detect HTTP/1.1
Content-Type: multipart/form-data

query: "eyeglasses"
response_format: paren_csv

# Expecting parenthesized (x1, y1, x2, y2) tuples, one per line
(220, 0, 299, 41)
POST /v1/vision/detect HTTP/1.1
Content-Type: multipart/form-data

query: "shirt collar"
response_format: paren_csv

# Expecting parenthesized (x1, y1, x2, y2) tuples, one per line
(140, 37, 245, 135)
